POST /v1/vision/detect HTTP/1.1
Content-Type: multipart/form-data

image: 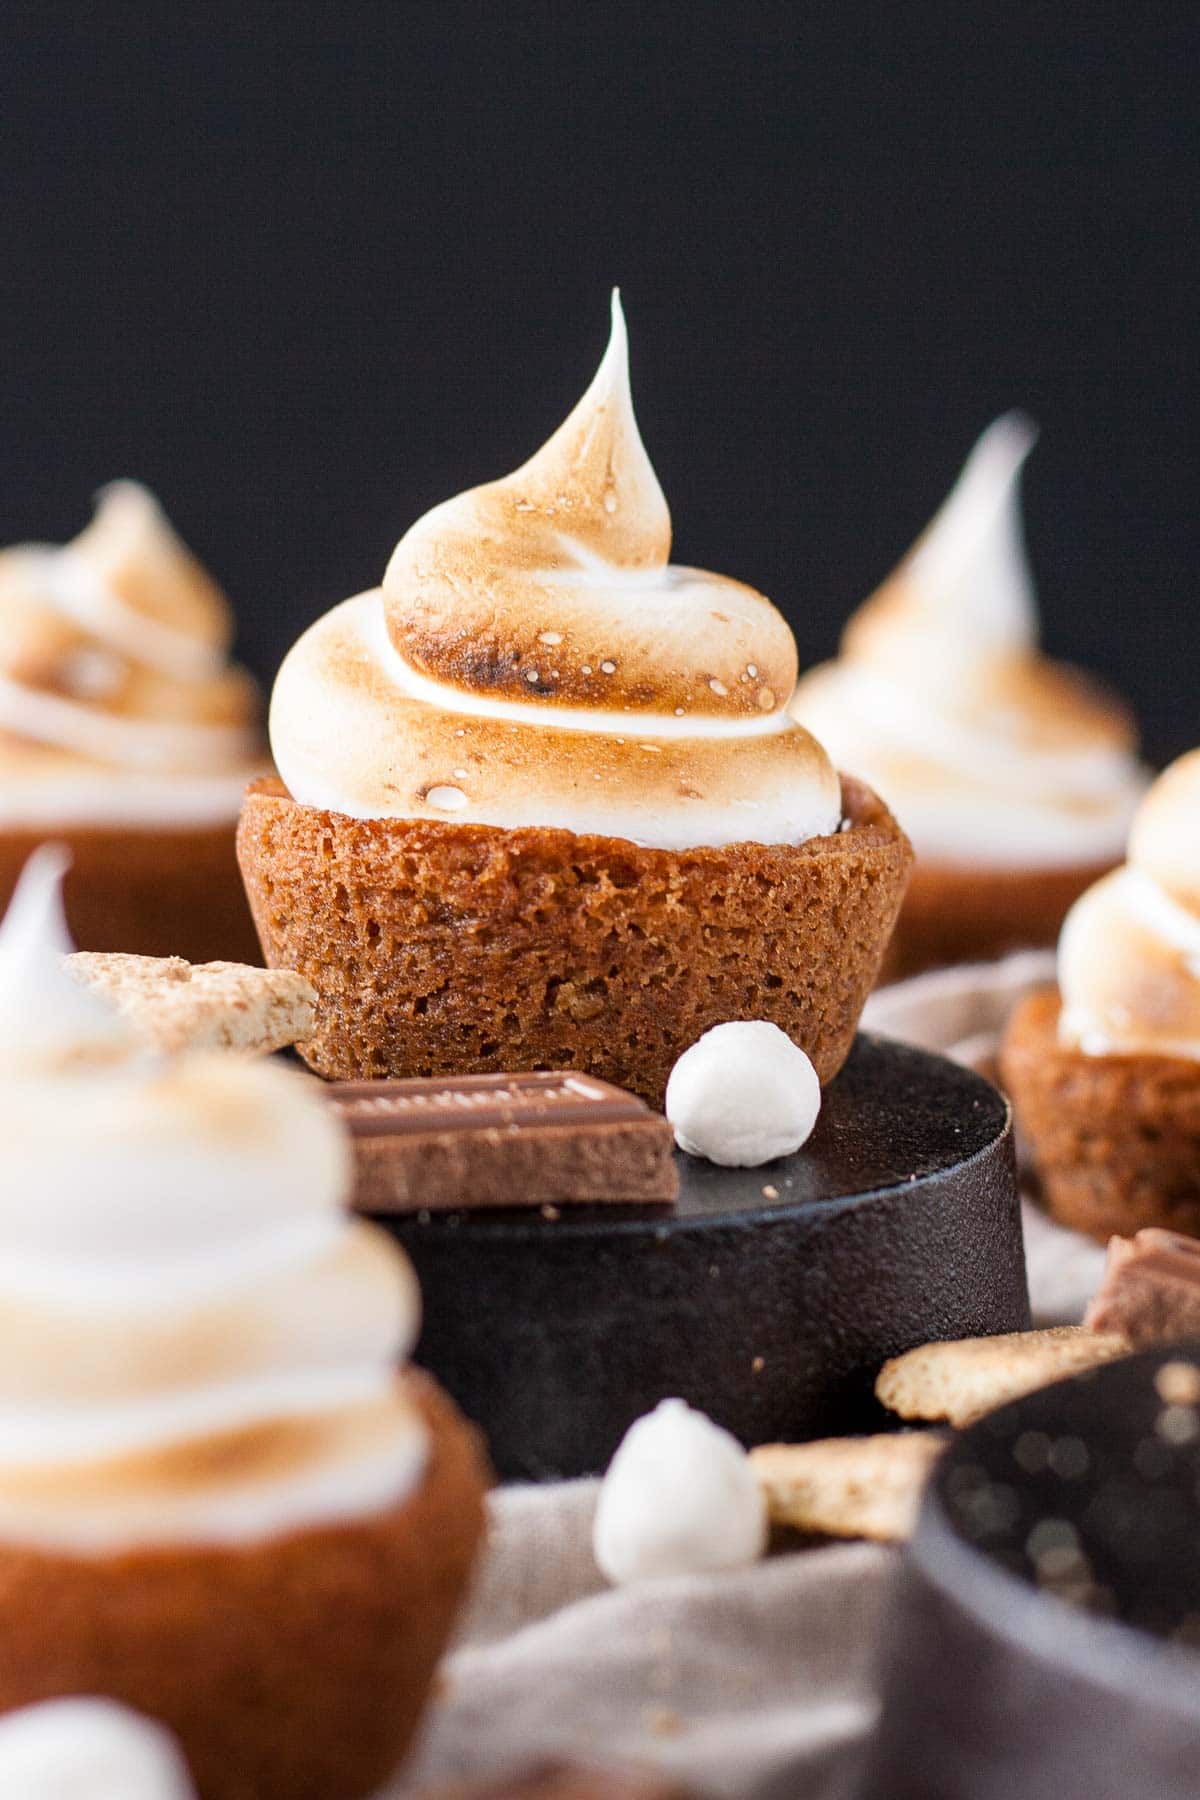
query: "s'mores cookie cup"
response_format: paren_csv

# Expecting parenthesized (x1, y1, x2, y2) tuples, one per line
(1001, 750, 1200, 1241)
(0, 484, 265, 961)
(241, 295, 911, 1102)
(791, 417, 1147, 978)
(0, 851, 489, 1800)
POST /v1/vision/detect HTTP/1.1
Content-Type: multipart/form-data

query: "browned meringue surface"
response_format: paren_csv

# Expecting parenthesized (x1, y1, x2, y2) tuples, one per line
(270, 294, 839, 850)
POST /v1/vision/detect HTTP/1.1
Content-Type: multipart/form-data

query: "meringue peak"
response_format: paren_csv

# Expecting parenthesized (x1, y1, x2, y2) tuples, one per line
(0, 846, 133, 1075)
(382, 293, 796, 721)
(71, 480, 235, 661)
(848, 411, 1040, 668)
(506, 287, 670, 567)
(789, 412, 1145, 868)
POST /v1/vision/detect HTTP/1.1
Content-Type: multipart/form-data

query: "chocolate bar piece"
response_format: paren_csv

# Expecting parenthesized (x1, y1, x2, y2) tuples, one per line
(326, 1070, 679, 1212)
(1084, 1228, 1200, 1345)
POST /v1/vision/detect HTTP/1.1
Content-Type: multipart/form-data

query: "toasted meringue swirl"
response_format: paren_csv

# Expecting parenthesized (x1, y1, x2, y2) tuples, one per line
(791, 415, 1146, 867)
(1058, 749, 1200, 1060)
(271, 293, 839, 849)
(0, 483, 262, 827)
(0, 851, 425, 1552)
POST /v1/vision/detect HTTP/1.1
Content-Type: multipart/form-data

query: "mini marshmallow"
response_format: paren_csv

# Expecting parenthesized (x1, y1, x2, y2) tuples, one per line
(0, 1698, 195, 1798)
(593, 1398, 767, 1585)
(665, 1020, 821, 1166)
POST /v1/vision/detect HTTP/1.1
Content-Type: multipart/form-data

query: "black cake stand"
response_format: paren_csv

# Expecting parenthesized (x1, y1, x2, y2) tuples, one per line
(374, 1034, 1028, 1481)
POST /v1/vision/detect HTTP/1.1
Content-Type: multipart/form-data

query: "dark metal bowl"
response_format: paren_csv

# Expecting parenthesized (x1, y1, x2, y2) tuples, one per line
(862, 1344, 1200, 1800)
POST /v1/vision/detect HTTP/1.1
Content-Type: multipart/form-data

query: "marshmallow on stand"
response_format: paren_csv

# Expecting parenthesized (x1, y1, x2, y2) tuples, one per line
(665, 1020, 822, 1167)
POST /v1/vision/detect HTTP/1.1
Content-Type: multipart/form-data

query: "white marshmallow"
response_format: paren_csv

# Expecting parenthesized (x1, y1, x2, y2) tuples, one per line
(0, 1698, 195, 1798)
(593, 1399, 767, 1585)
(665, 1020, 821, 1166)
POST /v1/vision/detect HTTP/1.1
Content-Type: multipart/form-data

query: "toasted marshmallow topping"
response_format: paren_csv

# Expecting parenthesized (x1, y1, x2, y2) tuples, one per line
(0, 852, 426, 1553)
(791, 416, 1146, 867)
(593, 1398, 767, 1585)
(0, 483, 262, 827)
(1058, 749, 1200, 1061)
(0, 1699, 195, 1799)
(665, 1021, 822, 1164)
(271, 293, 840, 849)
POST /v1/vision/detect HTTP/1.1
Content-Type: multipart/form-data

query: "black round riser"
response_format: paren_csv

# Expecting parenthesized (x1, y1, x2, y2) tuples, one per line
(376, 1034, 1027, 1481)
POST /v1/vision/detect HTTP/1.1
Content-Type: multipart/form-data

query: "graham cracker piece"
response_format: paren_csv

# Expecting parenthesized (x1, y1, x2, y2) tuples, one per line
(750, 1432, 945, 1542)
(876, 1326, 1132, 1429)
(65, 952, 316, 1056)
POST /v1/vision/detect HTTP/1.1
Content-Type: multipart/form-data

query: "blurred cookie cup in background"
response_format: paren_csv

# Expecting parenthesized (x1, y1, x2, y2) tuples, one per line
(1001, 750, 1200, 1240)
(792, 416, 1147, 980)
(0, 483, 266, 961)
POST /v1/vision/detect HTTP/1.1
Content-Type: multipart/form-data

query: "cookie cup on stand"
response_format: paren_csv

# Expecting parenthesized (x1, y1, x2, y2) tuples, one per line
(1000, 989, 1200, 1242)
(238, 773, 912, 1104)
(0, 1375, 487, 1800)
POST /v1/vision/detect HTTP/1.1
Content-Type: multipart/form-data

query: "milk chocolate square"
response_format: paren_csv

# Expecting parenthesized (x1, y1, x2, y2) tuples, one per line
(327, 1071, 679, 1212)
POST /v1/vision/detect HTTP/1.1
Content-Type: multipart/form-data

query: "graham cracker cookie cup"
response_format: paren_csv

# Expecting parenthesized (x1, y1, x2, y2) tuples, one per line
(237, 775, 912, 1105)
(0, 1373, 489, 1800)
(879, 855, 1116, 983)
(0, 817, 261, 965)
(1001, 989, 1200, 1241)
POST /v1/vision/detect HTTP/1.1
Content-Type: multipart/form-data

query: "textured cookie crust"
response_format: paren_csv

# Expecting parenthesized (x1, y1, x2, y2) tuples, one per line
(0, 1374, 489, 1800)
(750, 1432, 946, 1542)
(875, 1326, 1132, 1428)
(1001, 989, 1200, 1241)
(236, 775, 912, 1105)
(67, 951, 316, 1055)
(0, 817, 261, 965)
(880, 855, 1115, 983)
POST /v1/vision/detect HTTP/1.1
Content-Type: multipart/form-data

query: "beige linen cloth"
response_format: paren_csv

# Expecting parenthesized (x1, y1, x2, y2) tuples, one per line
(395, 955, 1105, 1799)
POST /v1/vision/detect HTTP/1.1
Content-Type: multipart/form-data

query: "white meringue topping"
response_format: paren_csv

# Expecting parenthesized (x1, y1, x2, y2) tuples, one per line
(0, 853, 426, 1552)
(270, 293, 840, 850)
(0, 1699, 195, 1800)
(1058, 749, 1200, 1060)
(593, 1398, 767, 1585)
(0, 484, 262, 826)
(791, 415, 1146, 867)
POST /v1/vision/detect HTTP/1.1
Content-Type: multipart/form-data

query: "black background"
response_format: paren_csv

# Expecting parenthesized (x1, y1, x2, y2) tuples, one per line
(1, 5, 1196, 762)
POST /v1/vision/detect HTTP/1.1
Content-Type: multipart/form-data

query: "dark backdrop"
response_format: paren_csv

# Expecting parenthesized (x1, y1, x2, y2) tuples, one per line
(1, 5, 1196, 762)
